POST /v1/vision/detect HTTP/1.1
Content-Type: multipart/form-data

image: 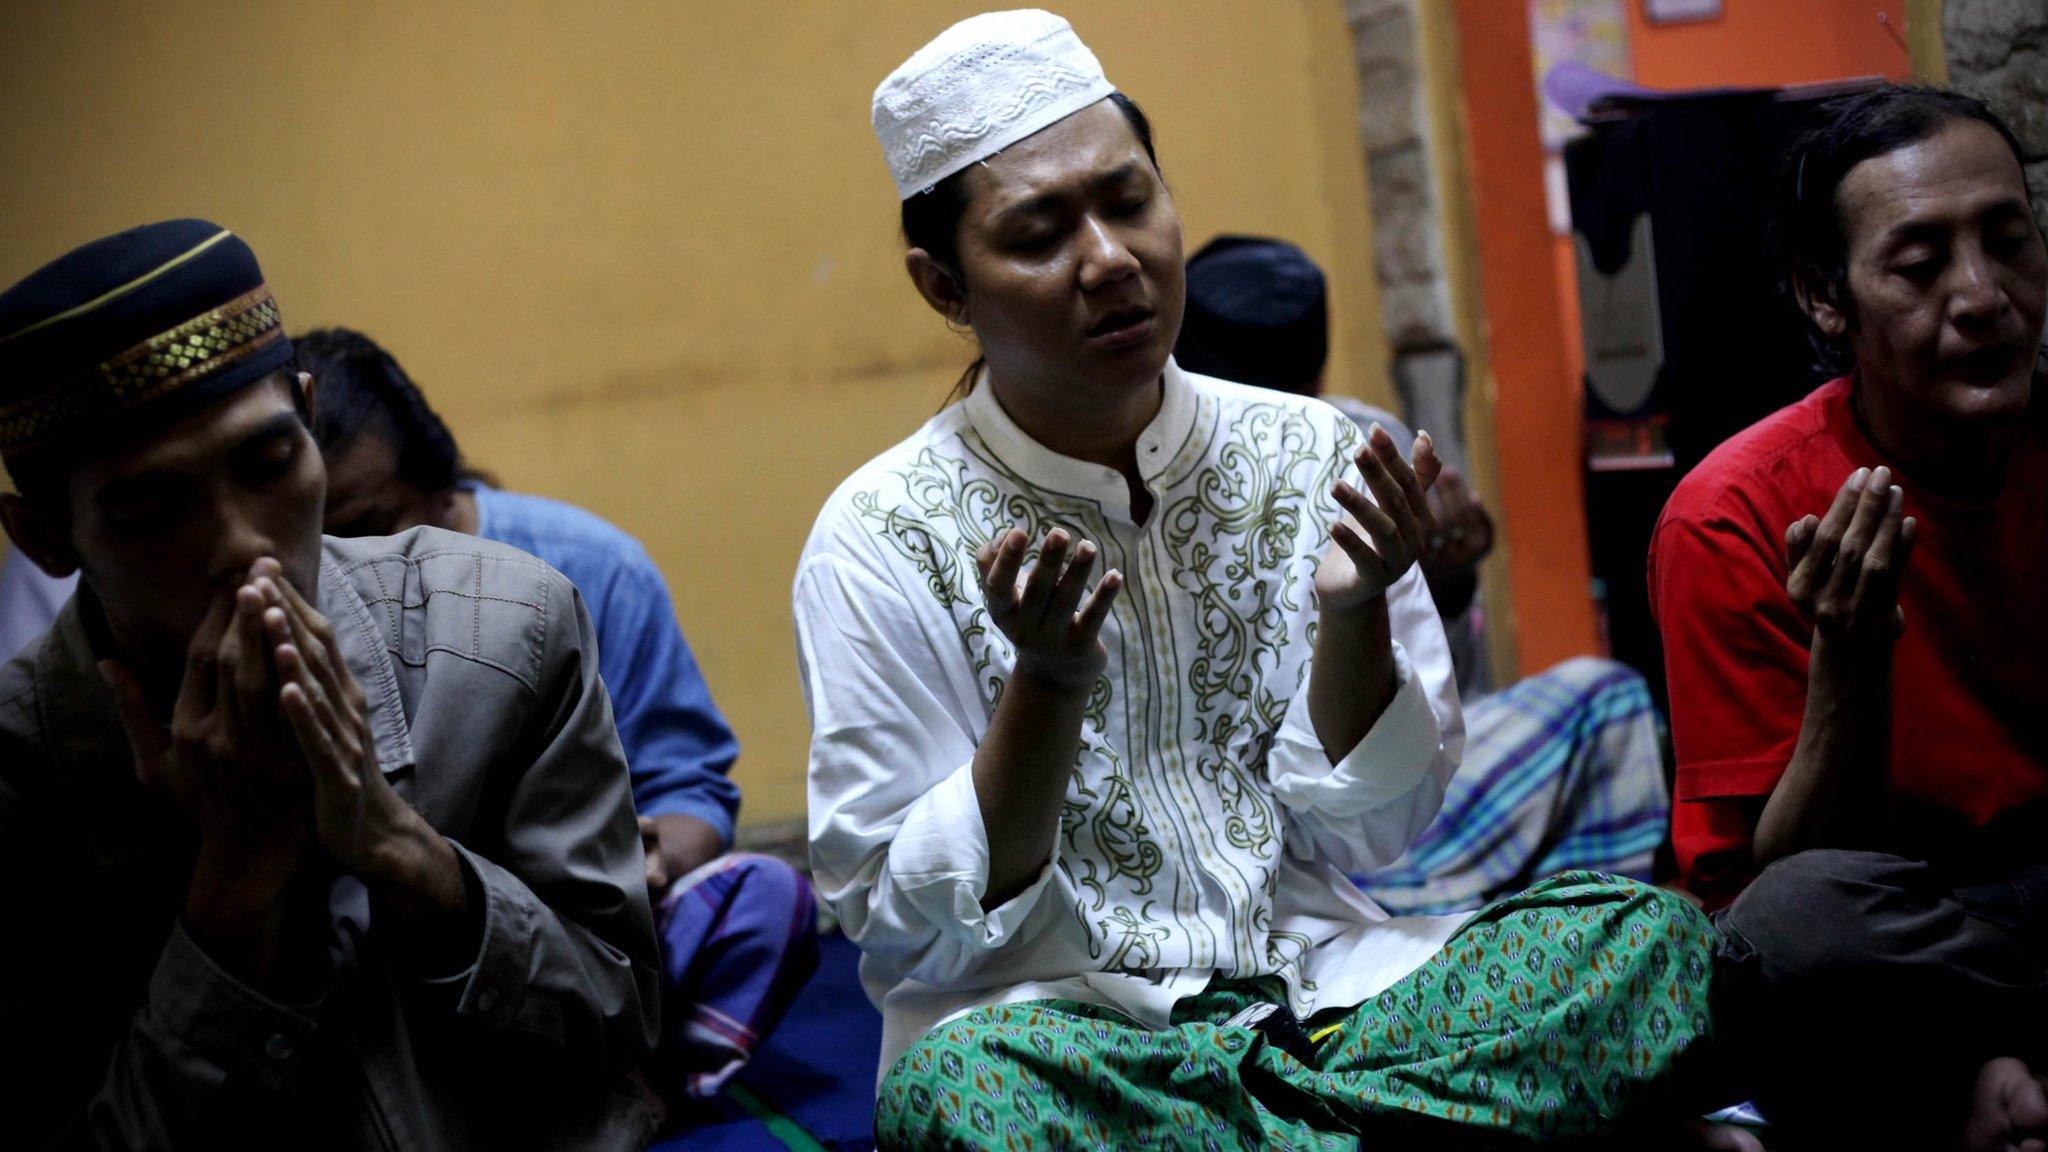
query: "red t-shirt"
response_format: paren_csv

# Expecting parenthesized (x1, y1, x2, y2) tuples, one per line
(1649, 376, 2048, 908)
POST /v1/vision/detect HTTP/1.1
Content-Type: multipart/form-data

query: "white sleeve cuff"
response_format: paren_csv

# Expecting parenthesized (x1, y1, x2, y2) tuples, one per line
(1267, 641, 1444, 818)
(890, 760, 1059, 950)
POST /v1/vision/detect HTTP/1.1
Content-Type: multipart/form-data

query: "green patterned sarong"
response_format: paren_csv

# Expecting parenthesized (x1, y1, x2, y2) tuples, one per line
(877, 874, 1714, 1150)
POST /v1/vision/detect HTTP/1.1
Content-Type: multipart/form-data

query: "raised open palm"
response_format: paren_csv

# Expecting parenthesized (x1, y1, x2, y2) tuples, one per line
(975, 527, 1124, 690)
(1317, 424, 1443, 612)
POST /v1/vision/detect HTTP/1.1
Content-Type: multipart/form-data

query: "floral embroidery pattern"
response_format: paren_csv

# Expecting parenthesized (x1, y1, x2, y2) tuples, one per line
(850, 393, 1359, 984)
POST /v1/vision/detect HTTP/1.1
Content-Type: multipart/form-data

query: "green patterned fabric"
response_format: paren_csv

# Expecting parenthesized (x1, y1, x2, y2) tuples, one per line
(877, 874, 1714, 1149)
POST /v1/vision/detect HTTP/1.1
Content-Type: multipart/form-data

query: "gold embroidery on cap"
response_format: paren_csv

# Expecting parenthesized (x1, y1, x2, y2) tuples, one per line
(97, 285, 284, 403)
(0, 282, 286, 455)
(0, 385, 79, 453)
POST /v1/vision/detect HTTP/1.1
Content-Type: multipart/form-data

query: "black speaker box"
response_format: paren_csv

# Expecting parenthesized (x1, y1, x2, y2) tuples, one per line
(1565, 81, 1880, 704)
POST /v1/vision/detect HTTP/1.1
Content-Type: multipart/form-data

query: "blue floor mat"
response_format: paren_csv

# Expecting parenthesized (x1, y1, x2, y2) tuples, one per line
(653, 933, 880, 1152)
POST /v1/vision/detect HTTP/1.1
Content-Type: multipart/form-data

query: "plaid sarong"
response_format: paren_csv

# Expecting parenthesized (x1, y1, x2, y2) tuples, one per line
(1354, 656, 1670, 916)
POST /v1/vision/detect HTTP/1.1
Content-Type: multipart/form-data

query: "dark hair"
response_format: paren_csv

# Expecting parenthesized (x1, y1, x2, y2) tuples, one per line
(295, 327, 479, 493)
(901, 92, 1161, 402)
(1773, 85, 2036, 376)
(3, 364, 310, 515)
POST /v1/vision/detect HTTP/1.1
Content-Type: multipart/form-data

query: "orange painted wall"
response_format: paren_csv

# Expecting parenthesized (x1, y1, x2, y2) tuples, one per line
(1626, 0, 1914, 90)
(1453, 0, 1601, 675)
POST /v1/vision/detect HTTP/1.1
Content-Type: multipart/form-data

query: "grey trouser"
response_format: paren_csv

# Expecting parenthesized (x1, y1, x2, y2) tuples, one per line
(1713, 849, 2048, 1139)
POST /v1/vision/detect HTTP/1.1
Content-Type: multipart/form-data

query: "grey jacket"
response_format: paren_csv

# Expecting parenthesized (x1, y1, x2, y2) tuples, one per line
(0, 529, 661, 1150)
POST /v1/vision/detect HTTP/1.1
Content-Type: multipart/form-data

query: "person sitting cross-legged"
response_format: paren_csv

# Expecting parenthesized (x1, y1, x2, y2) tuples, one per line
(295, 326, 818, 1108)
(0, 220, 660, 1148)
(803, 12, 1726, 1148)
(1650, 86, 2048, 1151)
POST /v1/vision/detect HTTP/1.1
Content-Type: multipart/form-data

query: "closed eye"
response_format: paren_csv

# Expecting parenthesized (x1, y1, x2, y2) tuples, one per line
(1005, 226, 1063, 253)
(234, 430, 302, 486)
(1988, 226, 2035, 259)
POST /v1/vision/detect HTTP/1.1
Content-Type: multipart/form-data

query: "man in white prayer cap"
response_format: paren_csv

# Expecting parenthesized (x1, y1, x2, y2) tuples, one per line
(799, 10, 1731, 1147)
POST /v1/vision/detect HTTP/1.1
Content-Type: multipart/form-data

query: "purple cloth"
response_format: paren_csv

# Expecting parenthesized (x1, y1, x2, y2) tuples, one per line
(653, 853, 820, 1099)
(1540, 60, 1757, 122)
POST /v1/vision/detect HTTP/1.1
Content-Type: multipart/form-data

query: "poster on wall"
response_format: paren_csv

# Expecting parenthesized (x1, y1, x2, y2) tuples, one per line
(1529, 0, 1632, 152)
(1642, 0, 1722, 24)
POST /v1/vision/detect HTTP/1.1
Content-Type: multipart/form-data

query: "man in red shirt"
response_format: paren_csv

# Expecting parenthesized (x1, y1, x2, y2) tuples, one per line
(1651, 86, 2048, 1148)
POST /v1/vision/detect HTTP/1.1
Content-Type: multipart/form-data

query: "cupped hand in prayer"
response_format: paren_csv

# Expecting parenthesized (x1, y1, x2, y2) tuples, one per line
(253, 559, 475, 968)
(101, 578, 313, 865)
(1783, 465, 1915, 655)
(974, 526, 1123, 692)
(1317, 423, 1443, 614)
(100, 566, 322, 985)
(248, 560, 406, 873)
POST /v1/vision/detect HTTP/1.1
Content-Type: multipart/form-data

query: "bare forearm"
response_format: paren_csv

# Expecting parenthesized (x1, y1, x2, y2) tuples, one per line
(973, 667, 1091, 909)
(1307, 599, 1398, 764)
(362, 814, 480, 975)
(1754, 640, 1893, 865)
(183, 843, 323, 997)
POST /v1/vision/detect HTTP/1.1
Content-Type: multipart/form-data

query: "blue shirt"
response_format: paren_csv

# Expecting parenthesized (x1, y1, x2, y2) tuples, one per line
(473, 485, 741, 842)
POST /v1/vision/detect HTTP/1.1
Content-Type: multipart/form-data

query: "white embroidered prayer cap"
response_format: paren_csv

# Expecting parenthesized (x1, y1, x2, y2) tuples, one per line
(873, 9, 1116, 200)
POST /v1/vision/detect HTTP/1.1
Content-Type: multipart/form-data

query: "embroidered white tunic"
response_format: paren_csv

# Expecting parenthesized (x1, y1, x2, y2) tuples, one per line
(796, 362, 1470, 1076)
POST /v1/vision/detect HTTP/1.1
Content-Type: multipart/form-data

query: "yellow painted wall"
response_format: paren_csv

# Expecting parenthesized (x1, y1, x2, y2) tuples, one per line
(0, 1, 1389, 827)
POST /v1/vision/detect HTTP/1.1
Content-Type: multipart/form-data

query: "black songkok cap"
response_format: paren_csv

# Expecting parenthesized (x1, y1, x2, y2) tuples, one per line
(1175, 235, 1329, 396)
(0, 219, 292, 458)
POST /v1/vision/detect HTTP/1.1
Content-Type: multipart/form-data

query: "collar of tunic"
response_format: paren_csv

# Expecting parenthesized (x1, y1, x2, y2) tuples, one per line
(961, 358, 1202, 522)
